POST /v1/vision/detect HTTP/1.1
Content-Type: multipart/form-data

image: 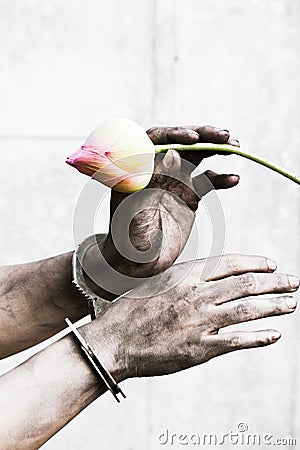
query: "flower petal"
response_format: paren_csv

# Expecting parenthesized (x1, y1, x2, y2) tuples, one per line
(66, 118, 156, 193)
(114, 173, 153, 193)
(66, 147, 108, 176)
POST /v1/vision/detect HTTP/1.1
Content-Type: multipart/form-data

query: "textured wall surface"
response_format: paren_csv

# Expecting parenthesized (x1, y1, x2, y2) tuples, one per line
(0, 1, 299, 449)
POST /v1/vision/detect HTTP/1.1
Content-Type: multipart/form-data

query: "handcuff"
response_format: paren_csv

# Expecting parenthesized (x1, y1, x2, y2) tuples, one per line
(72, 233, 113, 320)
(69, 234, 126, 402)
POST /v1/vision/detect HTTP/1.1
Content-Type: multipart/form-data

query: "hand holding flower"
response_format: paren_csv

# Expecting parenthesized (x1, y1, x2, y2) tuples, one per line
(68, 121, 241, 299)
(67, 118, 300, 193)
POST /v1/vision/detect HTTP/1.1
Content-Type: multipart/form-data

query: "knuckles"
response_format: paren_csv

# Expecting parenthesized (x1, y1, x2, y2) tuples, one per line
(223, 253, 242, 275)
(229, 334, 242, 348)
(182, 340, 197, 361)
(235, 301, 252, 320)
(237, 273, 257, 295)
(270, 296, 289, 314)
(275, 273, 289, 290)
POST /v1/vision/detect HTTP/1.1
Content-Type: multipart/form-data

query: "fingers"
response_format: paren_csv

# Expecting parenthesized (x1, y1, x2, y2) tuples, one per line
(227, 139, 240, 148)
(201, 272, 300, 305)
(147, 125, 240, 172)
(146, 125, 239, 146)
(147, 127, 199, 145)
(153, 149, 181, 176)
(207, 329, 281, 358)
(187, 125, 230, 144)
(150, 149, 182, 189)
(192, 170, 240, 196)
(212, 294, 297, 329)
(186, 253, 278, 283)
(204, 171, 240, 190)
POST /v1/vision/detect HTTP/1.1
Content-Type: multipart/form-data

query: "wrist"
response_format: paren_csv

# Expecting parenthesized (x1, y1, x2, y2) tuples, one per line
(75, 234, 119, 302)
(79, 315, 128, 383)
(82, 235, 144, 301)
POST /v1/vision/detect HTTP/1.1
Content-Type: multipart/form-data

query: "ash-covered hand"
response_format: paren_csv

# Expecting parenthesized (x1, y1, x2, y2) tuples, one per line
(98, 125, 240, 283)
(90, 254, 298, 379)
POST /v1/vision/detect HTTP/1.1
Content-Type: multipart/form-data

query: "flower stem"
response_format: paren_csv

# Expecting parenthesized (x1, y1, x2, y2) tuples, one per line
(154, 143, 300, 185)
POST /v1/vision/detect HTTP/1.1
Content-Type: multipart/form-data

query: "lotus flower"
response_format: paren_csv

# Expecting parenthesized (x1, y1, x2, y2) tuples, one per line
(66, 118, 300, 193)
(66, 118, 155, 193)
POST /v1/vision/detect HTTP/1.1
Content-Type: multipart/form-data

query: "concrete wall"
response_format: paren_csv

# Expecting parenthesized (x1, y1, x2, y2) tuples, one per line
(0, 1, 299, 448)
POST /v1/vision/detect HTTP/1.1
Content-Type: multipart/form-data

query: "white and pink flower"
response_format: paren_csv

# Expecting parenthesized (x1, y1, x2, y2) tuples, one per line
(66, 118, 155, 193)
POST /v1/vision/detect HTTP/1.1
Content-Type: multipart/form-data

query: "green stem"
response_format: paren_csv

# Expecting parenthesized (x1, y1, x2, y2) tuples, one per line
(154, 143, 300, 185)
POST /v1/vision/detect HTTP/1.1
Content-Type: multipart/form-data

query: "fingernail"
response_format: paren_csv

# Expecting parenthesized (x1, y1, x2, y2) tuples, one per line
(220, 129, 229, 135)
(214, 127, 229, 134)
(288, 275, 300, 289)
(267, 258, 277, 271)
(163, 149, 174, 168)
(270, 331, 281, 341)
(186, 128, 199, 137)
(286, 296, 296, 309)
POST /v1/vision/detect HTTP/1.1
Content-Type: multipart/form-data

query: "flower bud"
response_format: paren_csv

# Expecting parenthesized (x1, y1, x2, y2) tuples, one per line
(66, 118, 155, 193)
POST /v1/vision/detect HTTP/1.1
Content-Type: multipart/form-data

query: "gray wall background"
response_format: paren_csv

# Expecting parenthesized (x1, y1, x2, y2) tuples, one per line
(0, 0, 300, 449)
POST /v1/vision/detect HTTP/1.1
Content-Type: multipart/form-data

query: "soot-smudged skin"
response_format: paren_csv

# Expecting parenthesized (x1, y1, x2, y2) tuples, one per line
(87, 125, 240, 296)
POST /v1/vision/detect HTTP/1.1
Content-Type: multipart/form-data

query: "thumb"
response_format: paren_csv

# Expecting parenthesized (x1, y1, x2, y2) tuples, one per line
(192, 170, 240, 197)
(152, 149, 182, 182)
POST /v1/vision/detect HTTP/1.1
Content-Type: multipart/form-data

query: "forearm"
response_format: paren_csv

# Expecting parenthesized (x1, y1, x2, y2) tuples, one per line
(0, 254, 296, 449)
(0, 318, 122, 450)
(0, 252, 88, 357)
(0, 231, 144, 357)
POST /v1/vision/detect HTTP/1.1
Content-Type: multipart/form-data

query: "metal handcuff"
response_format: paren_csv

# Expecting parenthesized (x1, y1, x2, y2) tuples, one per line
(67, 234, 126, 402)
(72, 233, 113, 320)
